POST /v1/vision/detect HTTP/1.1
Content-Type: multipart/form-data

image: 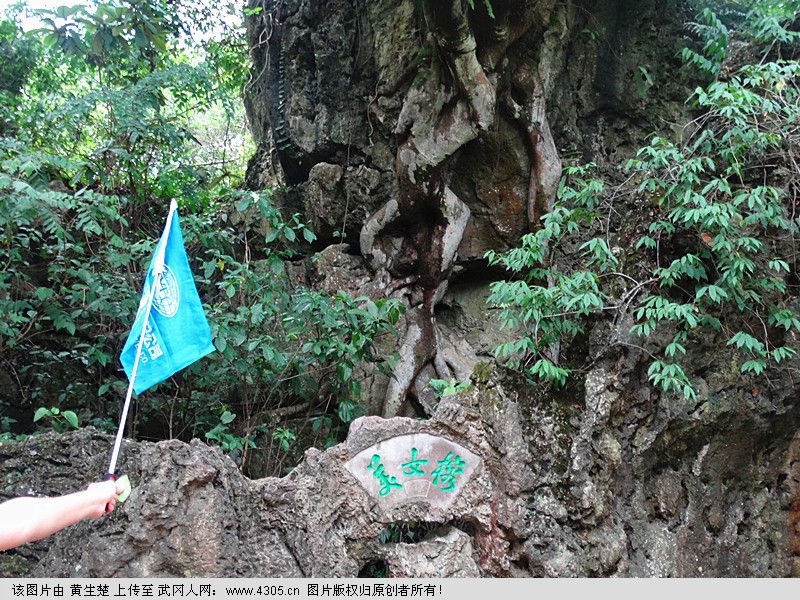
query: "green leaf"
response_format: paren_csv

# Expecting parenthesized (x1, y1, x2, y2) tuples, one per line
(529, 358, 569, 387)
(33, 407, 51, 422)
(772, 346, 796, 363)
(234, 196, 251, 212)
(34, 287, 55, 301)
(337, 401, 356, 423)
(53, 311, 76, 336)
(695, 285, 728, 303)
(726, 331, 764, 353)
(636, 236, 657, 249)
(62, 410, 79, 429)
(768, 258, 789, 273)
(336, 362, 353, 383)
(741, 359, 766, 375)
(665, 340, 687, 358)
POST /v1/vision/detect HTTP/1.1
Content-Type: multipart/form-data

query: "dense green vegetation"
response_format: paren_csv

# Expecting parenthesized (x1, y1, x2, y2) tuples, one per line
(2, 0, 798, 475)
(0, 0, 402, 472)
(488, 0, 800, 400)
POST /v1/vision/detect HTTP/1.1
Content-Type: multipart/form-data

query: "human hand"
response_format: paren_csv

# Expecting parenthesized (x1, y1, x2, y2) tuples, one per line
(85, 480, 122, 519)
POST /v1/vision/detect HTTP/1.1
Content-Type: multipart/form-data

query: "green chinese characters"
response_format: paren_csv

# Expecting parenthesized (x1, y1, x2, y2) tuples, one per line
(367, 454, 403, 496)
(400, 447, 428, 476)
(430, 451, 466, 492)
(366, 448, 466, 497)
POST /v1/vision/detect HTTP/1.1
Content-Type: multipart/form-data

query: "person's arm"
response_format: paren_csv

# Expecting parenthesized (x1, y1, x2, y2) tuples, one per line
(0, 479, 121, 551)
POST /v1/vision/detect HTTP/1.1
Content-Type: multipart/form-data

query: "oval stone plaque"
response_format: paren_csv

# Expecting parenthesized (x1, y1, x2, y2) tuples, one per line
(345, 433, 481, 510)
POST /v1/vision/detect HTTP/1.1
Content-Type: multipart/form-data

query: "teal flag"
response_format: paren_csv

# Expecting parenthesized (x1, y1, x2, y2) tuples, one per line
(120, 202, 215, 394)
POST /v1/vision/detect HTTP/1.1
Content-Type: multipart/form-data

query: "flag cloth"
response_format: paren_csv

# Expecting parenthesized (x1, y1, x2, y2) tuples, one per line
(120, 203, 215, 394)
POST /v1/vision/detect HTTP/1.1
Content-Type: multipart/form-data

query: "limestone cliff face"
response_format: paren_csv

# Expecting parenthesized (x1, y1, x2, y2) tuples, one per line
(235, 0, 800, 577)
(243, 0, 694, 417)
(0, 400, 538, 578)
(1, 364, 798, 577)
(2, 0, 799, 579)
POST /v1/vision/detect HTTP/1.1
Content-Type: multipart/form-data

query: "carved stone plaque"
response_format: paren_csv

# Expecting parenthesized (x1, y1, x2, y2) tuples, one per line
(345, 433, 481, 510)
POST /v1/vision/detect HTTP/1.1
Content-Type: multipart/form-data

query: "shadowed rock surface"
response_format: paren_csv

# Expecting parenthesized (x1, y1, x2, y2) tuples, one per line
(2, 0, 799, 579)
(2, 360, 799, 577)
(0, 389, 535, 577)
(243, 0, 695, 417)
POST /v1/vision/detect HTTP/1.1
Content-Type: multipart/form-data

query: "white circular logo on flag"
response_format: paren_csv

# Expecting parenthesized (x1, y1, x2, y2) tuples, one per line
(152, 264, 181, 318)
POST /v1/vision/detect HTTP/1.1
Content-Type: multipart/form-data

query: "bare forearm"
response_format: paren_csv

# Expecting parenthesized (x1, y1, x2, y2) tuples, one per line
(0, 481, 119, 551)
(0, 493, 89, 550)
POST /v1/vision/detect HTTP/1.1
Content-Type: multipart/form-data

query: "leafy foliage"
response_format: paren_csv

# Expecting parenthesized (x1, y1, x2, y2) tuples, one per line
(486, 163, 614, 388)
(488, 3, 800, 399)
(184, 191, 403, 466)
(4, 0, 251, 211)
(0, 1, 403, 472)
(682, 7, 730, 76)
(0, 17, 37, 122)
(428, 379, 472, 398)
(33, 406, 80, 432)
(0, 153, 402, 464)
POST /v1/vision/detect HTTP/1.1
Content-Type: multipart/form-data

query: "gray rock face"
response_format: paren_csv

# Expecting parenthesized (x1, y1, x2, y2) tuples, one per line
(235, 0, 800, 577)
(2, 344, 799, 578)
(4, 0, 795, 580)
(243, 0, 695, 417)
(244, 0, 690, 251)
(0, 390, 536, 577)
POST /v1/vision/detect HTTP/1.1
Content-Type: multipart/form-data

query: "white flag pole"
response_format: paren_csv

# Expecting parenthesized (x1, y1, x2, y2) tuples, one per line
(106, 201, 178, 478)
